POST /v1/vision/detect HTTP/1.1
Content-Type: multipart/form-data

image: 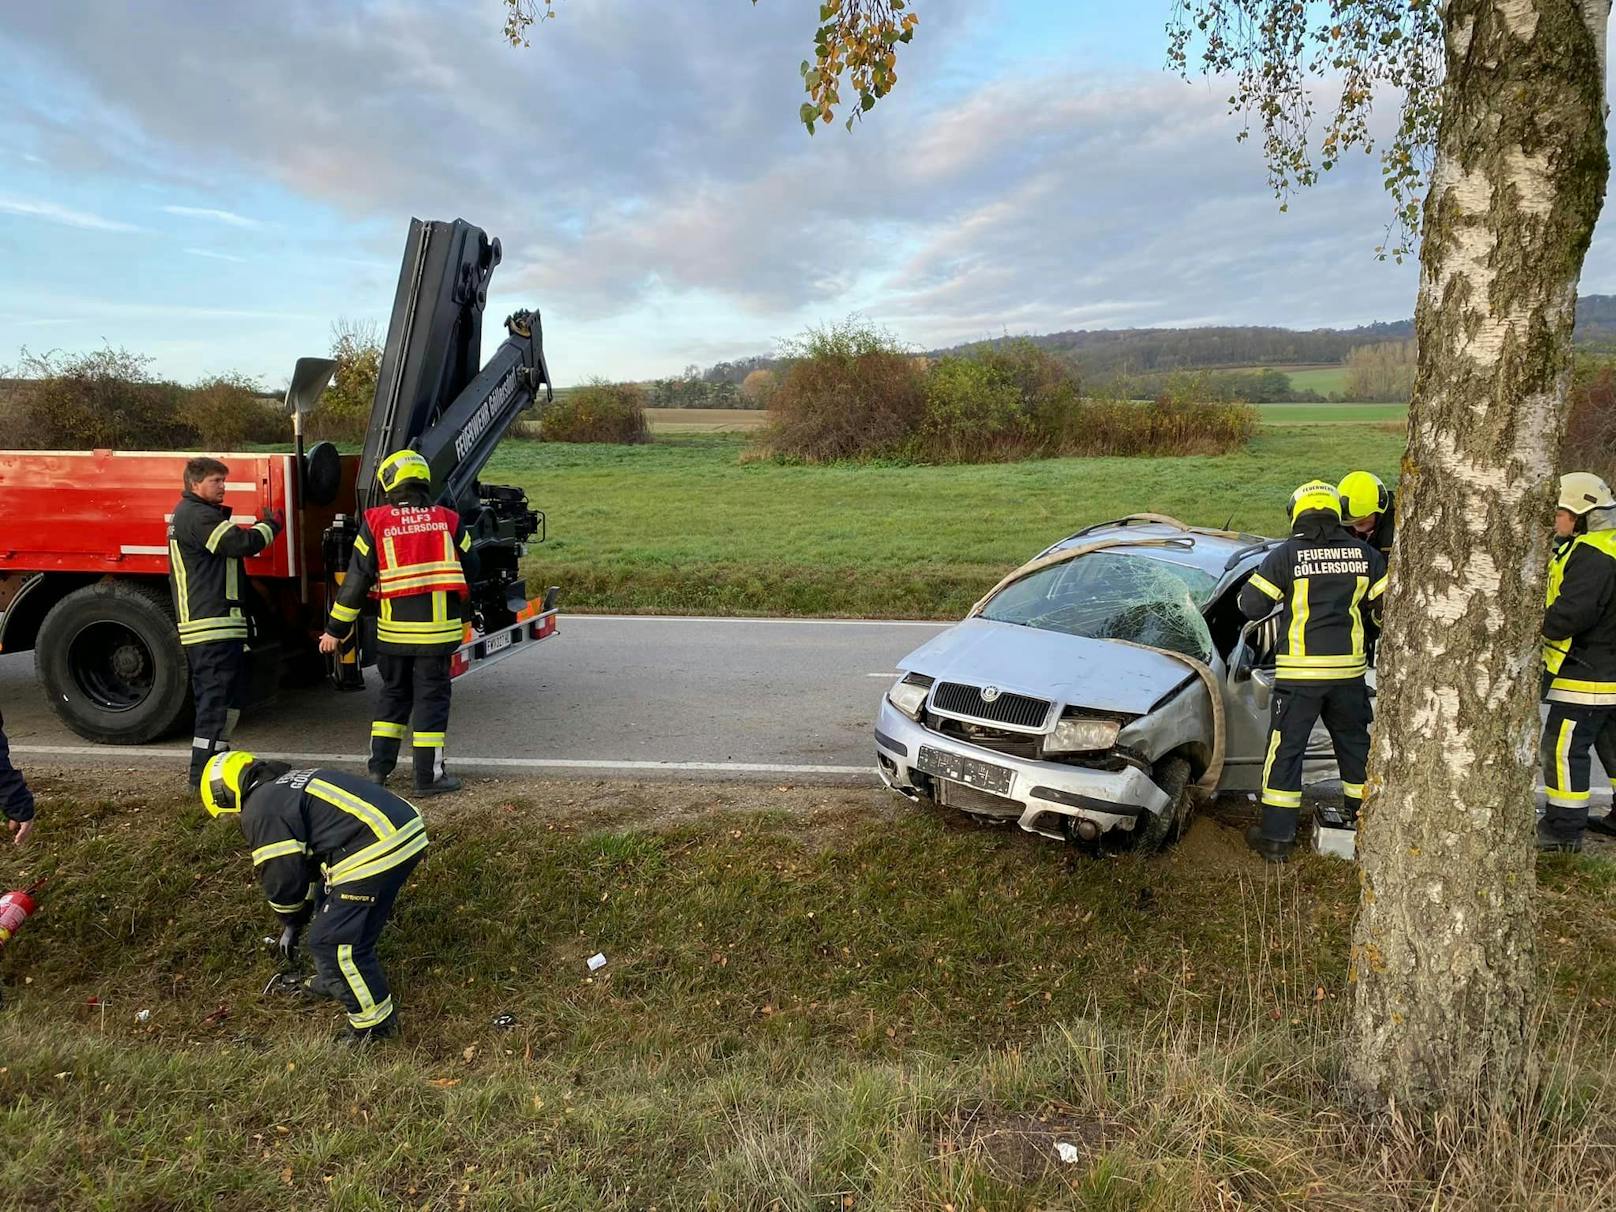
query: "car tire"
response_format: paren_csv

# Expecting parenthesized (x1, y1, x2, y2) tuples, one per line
(1137, 756, 1193, 851)
(35, 579, 191, 745)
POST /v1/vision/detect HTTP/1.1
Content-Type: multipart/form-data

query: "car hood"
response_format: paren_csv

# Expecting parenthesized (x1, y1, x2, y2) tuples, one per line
(897, 618, 1195, 716)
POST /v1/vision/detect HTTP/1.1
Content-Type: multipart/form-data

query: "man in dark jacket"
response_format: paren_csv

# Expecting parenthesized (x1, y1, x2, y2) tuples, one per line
(200, 750, 427, 1043)
(318, 451, 474, 795)
(0, 708, 36, 847)
(1540, 472, 1616, 851)
(1238, 480, 1388, 861)
(169, 457, 283, 786)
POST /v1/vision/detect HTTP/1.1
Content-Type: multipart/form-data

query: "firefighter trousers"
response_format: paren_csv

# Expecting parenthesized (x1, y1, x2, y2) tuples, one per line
(308, 851, 422, 1032)
(1541, 703, 1615, 841)
(369, 652, 453, 787)
(0, 713, 35, 826)
(1257, 678, 1372, 843)
(186, 640, 246, 786)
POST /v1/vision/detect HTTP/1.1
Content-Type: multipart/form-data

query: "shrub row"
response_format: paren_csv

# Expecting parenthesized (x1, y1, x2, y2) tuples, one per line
(754, 320, 1258, 464)
(538, 379, 650, 444)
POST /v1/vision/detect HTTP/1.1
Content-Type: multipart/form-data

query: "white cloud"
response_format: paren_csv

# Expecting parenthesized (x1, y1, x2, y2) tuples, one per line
(164, 204, 260, 228)
(0, 194, 141, 232)
(184, 246, 248, 262)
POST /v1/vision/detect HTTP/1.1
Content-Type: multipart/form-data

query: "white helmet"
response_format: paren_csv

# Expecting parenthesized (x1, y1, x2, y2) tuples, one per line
(1558, 472, 1616, 515)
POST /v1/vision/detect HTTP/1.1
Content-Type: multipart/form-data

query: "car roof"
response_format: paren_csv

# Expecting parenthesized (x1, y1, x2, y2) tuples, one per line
(1036, 516, 1276, 578)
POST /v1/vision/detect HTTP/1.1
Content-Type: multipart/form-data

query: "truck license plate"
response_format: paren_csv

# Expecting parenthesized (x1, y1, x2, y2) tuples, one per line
(916, 746, 1013, 795)
(485, 630, 513, 655)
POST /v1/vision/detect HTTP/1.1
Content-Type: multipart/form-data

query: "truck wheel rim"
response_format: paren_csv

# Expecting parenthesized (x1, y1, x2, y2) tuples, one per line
(68, 621, 154, 712)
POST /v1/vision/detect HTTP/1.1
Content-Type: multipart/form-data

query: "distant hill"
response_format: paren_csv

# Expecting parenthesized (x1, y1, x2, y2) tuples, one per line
(694, 294, 1616, 384)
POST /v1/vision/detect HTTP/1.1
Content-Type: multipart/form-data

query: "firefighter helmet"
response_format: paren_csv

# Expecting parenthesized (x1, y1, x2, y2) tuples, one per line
(1557, 472, 1615, 515)
(201, 750, 255, 818)
(377, 450, 431, 493)
(1289, 479, 1342, 522)
(1337, 471, 1389, 524)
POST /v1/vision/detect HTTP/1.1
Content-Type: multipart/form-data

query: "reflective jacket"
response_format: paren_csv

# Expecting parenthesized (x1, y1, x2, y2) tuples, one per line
(1543, 520, 1616, 706)
(1238, 513, 1388, 682)
(325, 500, 474, 655)
(168, 493, 280, 646)
(239, 764, 428, 925)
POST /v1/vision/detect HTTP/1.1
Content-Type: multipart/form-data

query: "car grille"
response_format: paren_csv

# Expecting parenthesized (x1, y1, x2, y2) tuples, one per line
(927, 716, 1042, 760)
(931, 682, 1051, 729)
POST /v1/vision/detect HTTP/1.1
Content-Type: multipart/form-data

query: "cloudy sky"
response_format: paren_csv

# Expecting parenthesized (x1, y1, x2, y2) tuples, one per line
(3, 1, 1615, 388)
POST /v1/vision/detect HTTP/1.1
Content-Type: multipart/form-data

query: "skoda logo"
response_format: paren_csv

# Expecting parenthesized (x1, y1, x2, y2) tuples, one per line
(980, 685, 1002, 703)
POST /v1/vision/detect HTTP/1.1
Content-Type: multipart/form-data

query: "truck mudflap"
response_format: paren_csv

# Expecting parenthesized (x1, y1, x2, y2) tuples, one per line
(449, 598, 558, 680)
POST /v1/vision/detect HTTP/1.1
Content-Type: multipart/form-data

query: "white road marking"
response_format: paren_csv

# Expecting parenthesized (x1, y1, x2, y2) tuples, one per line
(562, 614, 946, 628)
(866, 672, 899, 677)
(12, 744, 876, 778)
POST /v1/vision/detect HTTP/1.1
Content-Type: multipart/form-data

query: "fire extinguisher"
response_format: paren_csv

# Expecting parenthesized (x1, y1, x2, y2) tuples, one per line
(0, 879, 44, 951)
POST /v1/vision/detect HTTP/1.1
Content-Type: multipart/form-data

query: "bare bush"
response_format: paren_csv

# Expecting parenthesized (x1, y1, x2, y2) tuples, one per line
(6, 347, 190, 450)
(756, 318, 927, 461)
(178, 372, 285, 448)
(1344, 339, 1417, 403)
(1563, 358, 1616, 484)
(738, 368, 777, 408)
(539, 379, 650, 444)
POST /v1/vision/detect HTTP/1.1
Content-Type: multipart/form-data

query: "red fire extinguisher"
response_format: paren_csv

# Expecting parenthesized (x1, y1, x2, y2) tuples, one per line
(0, 880, 44, 951)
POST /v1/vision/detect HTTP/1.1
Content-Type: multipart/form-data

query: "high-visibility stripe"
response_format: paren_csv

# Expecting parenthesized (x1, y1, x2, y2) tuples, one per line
(1275, 664, 1367, 681)
(204, 520, 238, 553)
(330, 830, 428, 886)
(169, 540, 191, 624)
(308, 778, 394, 840)
(1552, 718, 1578, 796)
(1342, 782, 1365, 799)
(251, 838, 309, 866)
(378, 562, 465, 581)
(252, 522, 275, 545)
(336, 943, 386, 1028)
(268, 898, 307, 914)
(1546, 680, 1616, 706)
(412, 732, 445, 747)
(1260, 729, 1289, 803)
(1348, 575, 1368, 663)
(1247, 573, 1283, 601)
(330, 602, 361, 623)
(1368, 574, 1389, 601)
(459, 530, 472, 552)
(225, 557, 239, 602)
(371, 721, 406, 739)
(377, 627, 462, 646)
(1288, 579, 1311, 657)
(326, 817, 427, 883)
(354, 534, 371, 557)
(377, 617, 465, 632)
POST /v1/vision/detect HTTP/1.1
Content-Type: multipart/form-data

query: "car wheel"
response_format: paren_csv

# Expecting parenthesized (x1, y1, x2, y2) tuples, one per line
(1137, 756, 1193, 851)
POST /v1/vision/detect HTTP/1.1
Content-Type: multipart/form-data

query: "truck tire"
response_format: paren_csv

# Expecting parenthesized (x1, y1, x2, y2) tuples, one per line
(35, 579, 190, 745)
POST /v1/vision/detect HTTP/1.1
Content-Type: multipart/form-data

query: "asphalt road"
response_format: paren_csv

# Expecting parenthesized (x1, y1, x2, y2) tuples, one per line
(0, 615, 947, 783)
(2, 614, 1609, 803)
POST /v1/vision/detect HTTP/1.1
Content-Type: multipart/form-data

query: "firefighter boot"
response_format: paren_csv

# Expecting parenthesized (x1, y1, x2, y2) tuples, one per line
(1587, 812, 1616, 839)
(1537, 808, 1585, 854)
(412, 746, 461, 796)
(341, 1010, 401, 1047)
(1245, 804, 1297, 864)
(369, 725, 403, 787)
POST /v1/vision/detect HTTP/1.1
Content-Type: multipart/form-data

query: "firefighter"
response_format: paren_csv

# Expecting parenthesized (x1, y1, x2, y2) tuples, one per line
(200, 750, 427, 1043)
(1539, 472, 1616, 852)
(1337, 470, 1396, 559)
(0, 708, 36, 847)
(169, 457, 284, 786)
(318, 451, 475, 795)
(1238, 480, 1388, 862)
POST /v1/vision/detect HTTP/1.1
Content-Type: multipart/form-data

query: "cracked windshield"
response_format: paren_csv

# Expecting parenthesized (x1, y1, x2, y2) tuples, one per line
(980, 550, 1217, 661)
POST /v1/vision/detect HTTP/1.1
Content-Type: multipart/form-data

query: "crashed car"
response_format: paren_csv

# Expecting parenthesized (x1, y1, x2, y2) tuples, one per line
(875, 516, 1341, 849)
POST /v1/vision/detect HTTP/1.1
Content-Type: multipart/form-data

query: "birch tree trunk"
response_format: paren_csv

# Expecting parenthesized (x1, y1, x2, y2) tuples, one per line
(1348, 0, 1609, 1111)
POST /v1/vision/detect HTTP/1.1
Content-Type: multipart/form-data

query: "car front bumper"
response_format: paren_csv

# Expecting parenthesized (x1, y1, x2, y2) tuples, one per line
(874, 699, 1171, 840)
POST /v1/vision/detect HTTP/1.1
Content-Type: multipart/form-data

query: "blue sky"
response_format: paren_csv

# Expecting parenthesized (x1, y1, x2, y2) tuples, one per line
(1, 2, 1611, 389)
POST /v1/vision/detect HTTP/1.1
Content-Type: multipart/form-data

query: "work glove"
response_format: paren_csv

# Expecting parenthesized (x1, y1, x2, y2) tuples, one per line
(262, 507, 286, 533)
(277, 924, 302, 966)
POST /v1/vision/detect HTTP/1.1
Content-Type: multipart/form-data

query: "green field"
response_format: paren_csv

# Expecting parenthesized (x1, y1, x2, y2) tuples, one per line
(1258, 402, 1406, 425)
(495, 417, 1406, 618)
(3, 773, 1610, 1208)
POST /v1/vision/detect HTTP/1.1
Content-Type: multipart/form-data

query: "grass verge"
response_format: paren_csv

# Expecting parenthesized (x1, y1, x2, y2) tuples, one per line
(496, 423, 1406, 618)
(0, 773, 1611, 1209)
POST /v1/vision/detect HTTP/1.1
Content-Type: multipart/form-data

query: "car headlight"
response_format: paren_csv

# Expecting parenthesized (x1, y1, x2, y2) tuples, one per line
(1043, 717, 1121, 754)
(887, 673, 933, 720)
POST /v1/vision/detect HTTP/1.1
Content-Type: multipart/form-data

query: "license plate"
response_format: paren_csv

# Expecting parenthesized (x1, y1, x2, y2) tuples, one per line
(484, 630, 513, 655)
(916, 746, 1013, 795)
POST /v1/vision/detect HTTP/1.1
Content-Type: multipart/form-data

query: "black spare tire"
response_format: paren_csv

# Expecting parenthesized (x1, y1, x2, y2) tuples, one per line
(35, 579, 191, 745)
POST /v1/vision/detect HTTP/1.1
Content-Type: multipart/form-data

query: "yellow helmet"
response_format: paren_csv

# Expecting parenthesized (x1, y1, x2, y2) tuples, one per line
(1289, 479, 1342, 522)
(377, 450, 431, 494)
(1558, 472, 1615, 515)
(1337, 471, 1389, 524)
(201, 750, 255, 818)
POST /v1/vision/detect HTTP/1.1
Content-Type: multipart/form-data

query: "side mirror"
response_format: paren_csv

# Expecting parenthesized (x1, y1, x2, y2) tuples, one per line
(284, 356, 338, 417)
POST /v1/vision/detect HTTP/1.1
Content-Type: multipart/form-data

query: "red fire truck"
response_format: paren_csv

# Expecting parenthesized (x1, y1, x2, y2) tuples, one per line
(0, 218, 558, 745)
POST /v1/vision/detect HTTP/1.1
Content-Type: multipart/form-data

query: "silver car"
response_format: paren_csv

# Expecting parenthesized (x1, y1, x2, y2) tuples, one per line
(874, 516, 1341, 848)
